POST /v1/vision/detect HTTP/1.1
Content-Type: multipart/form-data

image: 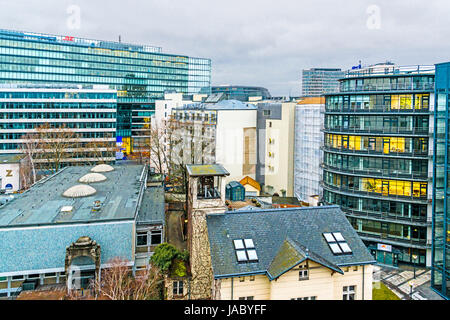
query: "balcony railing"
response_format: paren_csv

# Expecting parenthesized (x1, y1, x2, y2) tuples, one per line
(356, 231, 430, 249)
(322, 145, 430, 158)
(323, 126, 430, 136)
(339, 83, 435, 93)
(339, 207, 430, 227)
(325, 106, 430, 114)
(321, 163, 429, 181)
(321, 182, 430, 204)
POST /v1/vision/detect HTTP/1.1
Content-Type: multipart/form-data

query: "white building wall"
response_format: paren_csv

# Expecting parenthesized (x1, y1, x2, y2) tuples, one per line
(215, 110, 257, 184)
(0, 162, 20, 193)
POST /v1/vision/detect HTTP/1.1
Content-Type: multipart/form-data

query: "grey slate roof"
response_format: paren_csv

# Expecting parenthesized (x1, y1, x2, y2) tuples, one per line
(137, 186, 165, 225)
(206, 206, 375, 279)
(0, 165, 145, 227)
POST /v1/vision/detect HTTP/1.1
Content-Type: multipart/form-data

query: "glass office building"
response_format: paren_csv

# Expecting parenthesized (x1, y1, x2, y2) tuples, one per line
(0, 85, 117, 167)
(302, 68, 344, 97)
(210, 85, 271, 101)
(0, 29, 211, 152)
(432, 62, 450, 298)
(322, 65, 435, 267)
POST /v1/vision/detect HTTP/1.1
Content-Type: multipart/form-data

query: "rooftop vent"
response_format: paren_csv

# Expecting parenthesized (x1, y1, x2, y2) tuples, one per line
(63, 185, 97, 198)
(79, 172, 107, 183)
(91, 164, 114, 173)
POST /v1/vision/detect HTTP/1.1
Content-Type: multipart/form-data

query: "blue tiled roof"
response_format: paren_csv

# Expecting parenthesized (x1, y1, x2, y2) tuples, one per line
(0, 221, 134, 275)
(206, 206, 375, 279)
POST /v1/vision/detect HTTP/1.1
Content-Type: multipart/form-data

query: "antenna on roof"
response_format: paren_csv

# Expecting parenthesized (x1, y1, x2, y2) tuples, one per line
(118, 35, 121, 43)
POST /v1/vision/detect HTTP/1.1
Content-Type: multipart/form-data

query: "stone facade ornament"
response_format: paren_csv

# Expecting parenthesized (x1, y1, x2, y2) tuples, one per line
(65, 236, 101, 284)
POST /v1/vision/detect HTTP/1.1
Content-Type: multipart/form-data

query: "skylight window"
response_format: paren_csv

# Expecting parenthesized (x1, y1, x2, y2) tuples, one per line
(244, 239, 255, 248)
(233, 239, 245, 250)
(323, 232, 353, 255)
(233, 238, 258, 263)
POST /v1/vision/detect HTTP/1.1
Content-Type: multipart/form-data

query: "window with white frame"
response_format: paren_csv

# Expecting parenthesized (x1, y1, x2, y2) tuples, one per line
(150, 229, 162, 245)
(298, 264, 309, 280)
(137, 231, 148, 246)
(343, 285, 356, 300)
(173, 281, 183, 296)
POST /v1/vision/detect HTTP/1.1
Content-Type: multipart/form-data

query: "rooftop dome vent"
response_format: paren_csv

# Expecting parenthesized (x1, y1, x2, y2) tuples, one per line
(91, 164, 114, 173)
(79, 172, 107, 183)
(63, 185, 97, 198)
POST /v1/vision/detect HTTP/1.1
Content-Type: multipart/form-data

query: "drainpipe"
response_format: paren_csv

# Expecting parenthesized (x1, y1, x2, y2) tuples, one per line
(362, 265, 365, 300)
(231, 277, 234, 300)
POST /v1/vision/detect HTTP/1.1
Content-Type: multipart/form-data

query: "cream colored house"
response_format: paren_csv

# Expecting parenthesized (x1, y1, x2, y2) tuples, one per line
(206, 206, 376, 300)
(250, 101, 296, 197)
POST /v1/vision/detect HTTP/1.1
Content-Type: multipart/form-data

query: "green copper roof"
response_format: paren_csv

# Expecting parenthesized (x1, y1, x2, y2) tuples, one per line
(267, 239, 306, 279)
(186, 164, 230, 177)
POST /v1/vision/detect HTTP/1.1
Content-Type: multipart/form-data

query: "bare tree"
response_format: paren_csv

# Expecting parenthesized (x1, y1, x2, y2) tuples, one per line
(84, 131, 116, 165)
(34, 123, 79, 173)
(19, 131, 40, 187)
(90, 258, 162, 300)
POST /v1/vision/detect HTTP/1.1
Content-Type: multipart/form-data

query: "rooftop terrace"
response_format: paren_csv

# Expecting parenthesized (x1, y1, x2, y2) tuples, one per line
(0, 164, 146, 228)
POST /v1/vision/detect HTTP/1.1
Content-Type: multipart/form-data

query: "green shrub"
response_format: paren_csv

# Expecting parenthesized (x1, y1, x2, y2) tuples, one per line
(150, 243, 180, 273)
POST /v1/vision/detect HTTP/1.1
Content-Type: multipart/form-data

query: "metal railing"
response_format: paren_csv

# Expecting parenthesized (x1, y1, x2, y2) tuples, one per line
(322, 126, 430, 136)
(325, 106, 430, 114)
(337, 207, 430, 227)
(339, 83, 435, 93)
(321, 182, 429, 203)
(321, 146, 430, 158)
(321, 163, 429, 181)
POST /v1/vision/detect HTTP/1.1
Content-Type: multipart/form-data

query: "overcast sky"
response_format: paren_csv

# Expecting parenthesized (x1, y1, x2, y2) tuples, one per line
(0, 0, 449, 96)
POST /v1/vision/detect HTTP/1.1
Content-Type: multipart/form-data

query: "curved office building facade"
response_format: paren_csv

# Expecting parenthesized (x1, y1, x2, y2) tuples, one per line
(322, 66, 435, 267)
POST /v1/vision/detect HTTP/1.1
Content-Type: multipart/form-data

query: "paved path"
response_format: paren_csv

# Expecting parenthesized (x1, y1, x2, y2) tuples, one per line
(373, 265, 443, 300)
(166, 209, 187, 251)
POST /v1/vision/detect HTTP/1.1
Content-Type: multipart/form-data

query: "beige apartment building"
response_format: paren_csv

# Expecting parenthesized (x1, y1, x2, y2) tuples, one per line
(206, 206, 375, 300)
(252, 101, 296, 197)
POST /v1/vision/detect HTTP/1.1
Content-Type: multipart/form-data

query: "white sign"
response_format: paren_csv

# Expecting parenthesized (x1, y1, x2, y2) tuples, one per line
(377, 243, 392, 252)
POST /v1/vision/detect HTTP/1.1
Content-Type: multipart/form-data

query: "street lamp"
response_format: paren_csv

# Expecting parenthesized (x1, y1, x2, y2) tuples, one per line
(408, 280, 414, 299)
(412, 254, 418, 279)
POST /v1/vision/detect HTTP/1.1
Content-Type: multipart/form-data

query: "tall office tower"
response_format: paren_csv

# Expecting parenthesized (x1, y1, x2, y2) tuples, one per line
(0, 85, 117, 168)
(0, 29, 211, 153)
(210, 85, 271, 101)
(432, 62, 450, 299)
(322, 64, 435, 267)
(302, 68, 345, 97)
(294, 97, 325, 205)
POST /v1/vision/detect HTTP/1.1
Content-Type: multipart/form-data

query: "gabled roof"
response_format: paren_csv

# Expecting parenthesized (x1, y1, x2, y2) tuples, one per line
(239, 176, 261, 191)
(206, 206, 375, 279)
(267, 238, 306, 279)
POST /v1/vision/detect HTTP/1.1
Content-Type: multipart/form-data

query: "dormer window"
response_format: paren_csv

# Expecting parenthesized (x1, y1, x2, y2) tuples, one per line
(233, 239, 258, 263)
(323, 232, 353, 255)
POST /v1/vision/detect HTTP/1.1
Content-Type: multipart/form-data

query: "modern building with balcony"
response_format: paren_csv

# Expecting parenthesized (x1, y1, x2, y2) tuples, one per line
(322, 64, 435, 267)
(432, 62, 450, 299)
(0, 28, 211, 153)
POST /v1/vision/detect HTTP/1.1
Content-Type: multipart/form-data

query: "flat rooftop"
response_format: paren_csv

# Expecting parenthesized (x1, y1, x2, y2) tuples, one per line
(0, 165, 145, 228)
(0, 154, 23, 164)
